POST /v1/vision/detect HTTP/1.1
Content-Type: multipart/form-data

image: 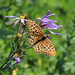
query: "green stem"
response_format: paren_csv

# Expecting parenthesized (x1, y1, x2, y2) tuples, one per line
(0, 51, 16, 70)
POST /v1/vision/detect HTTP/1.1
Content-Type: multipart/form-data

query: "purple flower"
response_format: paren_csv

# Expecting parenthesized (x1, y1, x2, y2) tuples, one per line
(34, 10, 63, 35)
(46, 54, 48, 58)
(5, 14, 27, 27)
(12, 57, 20, 64)
(17, 26, 26, 37)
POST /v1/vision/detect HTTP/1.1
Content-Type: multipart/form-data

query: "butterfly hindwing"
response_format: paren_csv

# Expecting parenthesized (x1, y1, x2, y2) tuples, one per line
(33, 38, 55, 56)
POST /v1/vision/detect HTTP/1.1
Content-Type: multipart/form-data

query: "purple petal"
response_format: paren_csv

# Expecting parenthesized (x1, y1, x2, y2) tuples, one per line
(42, 10, 50, 19)
(42, 18, 51, 22)
(29, 45, 33, 48)
(51, 20, 54, 22)
(47, 29, 61, 35)
(6, 17, 20, 24)
(23, 32, 26, 35)
(46, 54, 48, 58)
(34, 18, 41, 22)
(21, 29, 24, 33)
(12, 57, 20, 64)
(40, 18, 52, 25)
(7, 21, 13, 24)
(47, 13, 56, 17)
(48, 25, 63, 30)
(47, 31, 50, 39)
(19, 26, 24, 33)
(54, 20, 60, 22)
(15, 57, 20, 64)
(46, 10, 50, 15)
(18, 26, 21, 33)
(21, 19, 25, 25)
(41, 22, 49, 25)
(50, 22, 63, 27)
(5, 16, 16, 18)
(48, 36, 50, 39)
(14, 20, 19, 27)
(12, 57, 14, 60)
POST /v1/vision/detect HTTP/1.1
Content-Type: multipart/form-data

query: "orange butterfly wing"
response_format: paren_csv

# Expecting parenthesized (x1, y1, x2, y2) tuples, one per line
(26, 19, 55, 56)
(33, 38, 55, 56)
(26, 35, 42, 46)
(26, 19, 44, 36)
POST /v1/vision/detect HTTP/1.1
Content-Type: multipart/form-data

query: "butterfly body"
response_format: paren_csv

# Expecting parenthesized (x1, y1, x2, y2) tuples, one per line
(26, 20, 55, 56)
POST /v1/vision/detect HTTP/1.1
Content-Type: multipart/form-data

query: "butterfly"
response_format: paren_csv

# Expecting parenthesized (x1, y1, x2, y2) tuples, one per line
(26, 19, 55, 56)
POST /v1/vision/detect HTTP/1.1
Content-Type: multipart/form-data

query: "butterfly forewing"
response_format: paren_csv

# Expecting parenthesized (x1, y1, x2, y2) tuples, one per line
(33, 38, 55, 56)
(26, 19, 44, 36)
(26, 35, 42, 46)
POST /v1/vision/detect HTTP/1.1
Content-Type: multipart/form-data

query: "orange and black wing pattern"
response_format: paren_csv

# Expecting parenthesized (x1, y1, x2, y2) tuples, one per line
(26, 19, 44, 36)
(26, 19, 55, 56)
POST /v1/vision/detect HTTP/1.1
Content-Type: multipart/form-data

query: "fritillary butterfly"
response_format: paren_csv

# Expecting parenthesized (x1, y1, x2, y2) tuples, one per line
(26, 20, 55, 56)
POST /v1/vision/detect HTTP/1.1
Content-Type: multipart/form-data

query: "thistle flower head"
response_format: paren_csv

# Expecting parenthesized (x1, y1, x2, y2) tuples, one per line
(5, 14, 27, 27)
(34, 10, 63, 35)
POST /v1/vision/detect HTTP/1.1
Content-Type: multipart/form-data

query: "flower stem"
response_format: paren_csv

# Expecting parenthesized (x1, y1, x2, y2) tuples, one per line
(0, 51, 16, 70)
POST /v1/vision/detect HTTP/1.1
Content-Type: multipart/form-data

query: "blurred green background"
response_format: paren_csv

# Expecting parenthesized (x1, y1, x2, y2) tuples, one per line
(0, 0, 75, 75)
